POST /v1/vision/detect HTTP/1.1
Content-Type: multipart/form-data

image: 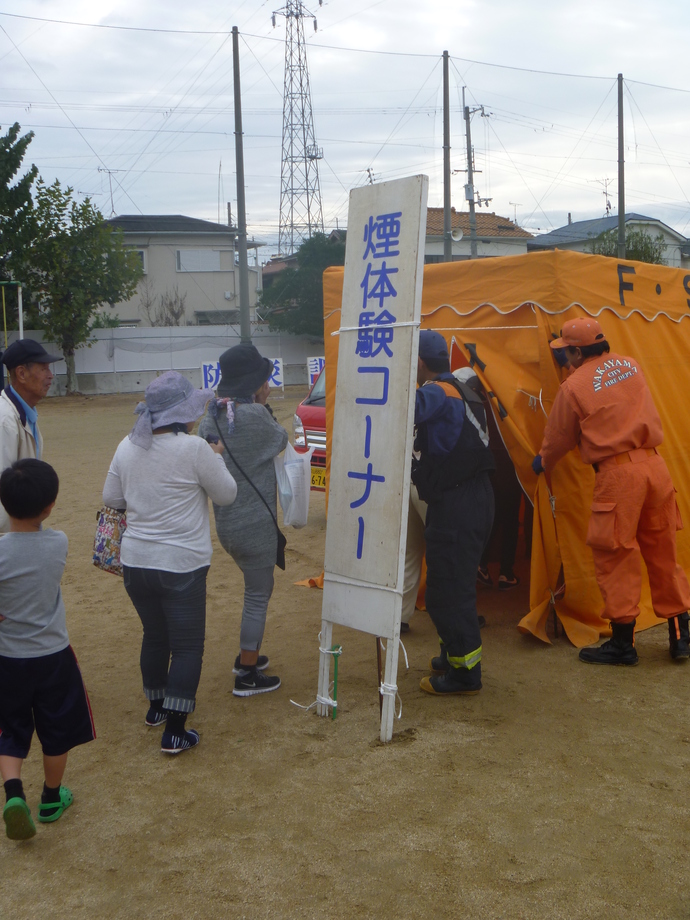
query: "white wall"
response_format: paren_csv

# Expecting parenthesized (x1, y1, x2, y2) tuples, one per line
(8, 326, 323, 395)
(424, 237, 529, 260)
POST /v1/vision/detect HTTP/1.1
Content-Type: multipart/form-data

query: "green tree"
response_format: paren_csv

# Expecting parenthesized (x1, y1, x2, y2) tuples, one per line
(0, 124, 38, 326)
(20, 179, 143, 393)
(588, 227, 667, 264)
(261, 232, 345, 338)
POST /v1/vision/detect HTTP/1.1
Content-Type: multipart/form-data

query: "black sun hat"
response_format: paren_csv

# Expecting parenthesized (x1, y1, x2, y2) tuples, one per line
(217, 343, 273, 398)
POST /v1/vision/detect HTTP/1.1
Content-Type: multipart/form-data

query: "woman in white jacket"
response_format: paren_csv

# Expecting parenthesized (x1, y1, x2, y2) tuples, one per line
(103, 372, 237, 755)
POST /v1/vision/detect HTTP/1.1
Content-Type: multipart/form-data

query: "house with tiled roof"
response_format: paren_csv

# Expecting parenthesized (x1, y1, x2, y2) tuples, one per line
(528, 213, 690, 268)
(424, 207, 534, 261)
(103, 215, 265, 326)
(328, 207, 533, 263)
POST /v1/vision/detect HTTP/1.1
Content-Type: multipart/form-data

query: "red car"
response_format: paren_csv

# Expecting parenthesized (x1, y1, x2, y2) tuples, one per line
(293, 367, 327, 491)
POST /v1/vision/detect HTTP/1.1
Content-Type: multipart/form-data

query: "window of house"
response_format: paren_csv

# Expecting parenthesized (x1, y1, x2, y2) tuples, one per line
(176, 249, 222, 272)
(127, 248, 147, 273)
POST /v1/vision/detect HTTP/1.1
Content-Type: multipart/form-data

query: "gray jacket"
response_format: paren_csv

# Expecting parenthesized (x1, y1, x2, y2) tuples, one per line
(199, 402, 288, 570)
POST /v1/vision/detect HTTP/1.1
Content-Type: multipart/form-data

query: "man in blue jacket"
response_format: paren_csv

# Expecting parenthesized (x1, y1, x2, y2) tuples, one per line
(412, 330, 495, 695)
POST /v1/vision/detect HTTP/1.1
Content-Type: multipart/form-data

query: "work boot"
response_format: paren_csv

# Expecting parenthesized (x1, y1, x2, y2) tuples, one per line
(668, 613, 690, 661)
(420, 663, 482, 695)
(579, 621, 638, 666)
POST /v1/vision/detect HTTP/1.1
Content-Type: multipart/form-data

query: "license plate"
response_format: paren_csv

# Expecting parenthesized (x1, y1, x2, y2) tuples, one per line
(311, 467, 326, 490)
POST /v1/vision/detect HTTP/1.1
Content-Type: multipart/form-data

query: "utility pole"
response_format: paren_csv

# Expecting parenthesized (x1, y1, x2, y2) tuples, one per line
(273, 1, 325, 255)
(617, 73, 626, 259)
(232, 26, 251, 344)
(442, 50, 452, 263)
(463, 87, 478, 259)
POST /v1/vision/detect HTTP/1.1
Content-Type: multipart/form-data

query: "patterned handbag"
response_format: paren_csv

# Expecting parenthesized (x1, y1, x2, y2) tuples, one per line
(93, 507, 127, 576)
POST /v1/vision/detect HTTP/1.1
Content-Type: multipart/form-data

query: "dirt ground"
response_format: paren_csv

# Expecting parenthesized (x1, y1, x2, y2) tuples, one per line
(2, 387, 689, 920)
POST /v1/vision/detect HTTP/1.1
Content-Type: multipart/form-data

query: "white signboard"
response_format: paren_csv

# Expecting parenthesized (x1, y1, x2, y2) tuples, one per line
(202, 361, 222, 390)
(268, 357, 284, 389)
(201, 357, 283, 391)
(307, 356, 325, 386)
(319, 175, 428, 742)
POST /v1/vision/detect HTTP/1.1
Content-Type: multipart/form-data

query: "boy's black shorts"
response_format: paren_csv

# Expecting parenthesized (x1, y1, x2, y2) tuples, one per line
(0, 646, 96, 758)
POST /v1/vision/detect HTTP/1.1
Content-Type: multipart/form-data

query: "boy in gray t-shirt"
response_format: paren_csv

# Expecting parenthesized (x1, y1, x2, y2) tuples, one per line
(0, 460, 95, 841)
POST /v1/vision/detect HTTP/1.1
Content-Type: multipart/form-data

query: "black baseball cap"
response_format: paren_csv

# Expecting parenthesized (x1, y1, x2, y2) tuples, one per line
(2, 339, 61, 370)
(418, 329, 449, 363)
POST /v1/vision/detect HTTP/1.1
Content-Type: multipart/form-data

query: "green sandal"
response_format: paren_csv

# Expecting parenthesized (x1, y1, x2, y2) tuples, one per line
(37, 786, 73, 824)
(3, 797, 37, 840)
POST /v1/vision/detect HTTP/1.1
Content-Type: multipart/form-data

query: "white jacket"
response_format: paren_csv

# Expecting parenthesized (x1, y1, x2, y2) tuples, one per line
(0, 388, 43, 532)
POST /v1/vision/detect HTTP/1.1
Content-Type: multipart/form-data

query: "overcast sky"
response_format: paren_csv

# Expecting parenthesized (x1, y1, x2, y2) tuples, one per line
(2, 0, 690, 258)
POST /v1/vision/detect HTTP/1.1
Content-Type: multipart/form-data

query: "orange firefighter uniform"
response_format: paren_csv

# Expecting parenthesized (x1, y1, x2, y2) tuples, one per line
(539, 327, 690, 626)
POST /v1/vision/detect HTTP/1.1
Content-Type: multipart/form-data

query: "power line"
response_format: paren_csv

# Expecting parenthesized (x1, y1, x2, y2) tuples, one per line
(4, 11, 688, 89)
(0, 22, 143, 214)
(0, 11, 238, 36)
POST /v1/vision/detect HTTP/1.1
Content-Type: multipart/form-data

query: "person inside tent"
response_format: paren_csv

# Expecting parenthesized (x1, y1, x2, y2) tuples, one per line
(533, 316, 690, 665)
(412, 331, 495, 695)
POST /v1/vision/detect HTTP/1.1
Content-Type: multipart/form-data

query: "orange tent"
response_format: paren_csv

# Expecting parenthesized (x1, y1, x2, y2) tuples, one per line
(322, 249, 690, 646)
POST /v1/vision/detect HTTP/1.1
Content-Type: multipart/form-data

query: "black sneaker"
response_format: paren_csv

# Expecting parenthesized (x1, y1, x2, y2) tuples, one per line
(145, 706, 167, 727)
(161, 728, 200, 754)
(232, 654, 270, 675)
(233, 666, 281, 697)
(477, 566, 493, 588)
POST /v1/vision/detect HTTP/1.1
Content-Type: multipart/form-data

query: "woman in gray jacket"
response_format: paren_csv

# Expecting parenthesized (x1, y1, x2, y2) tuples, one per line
(199, 344, 288, 698)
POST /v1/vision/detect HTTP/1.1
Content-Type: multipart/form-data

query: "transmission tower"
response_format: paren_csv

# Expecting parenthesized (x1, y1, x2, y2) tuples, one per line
(273, 0, 324, 255)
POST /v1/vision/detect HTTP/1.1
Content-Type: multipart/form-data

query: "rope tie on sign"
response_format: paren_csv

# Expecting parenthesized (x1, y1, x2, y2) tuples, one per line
(379, 681, 403, 720)
(290, 642, 342, 721)
(376, 640, 403, 718)
(331, 320, 421, 336)
(377, 638, 406, 718)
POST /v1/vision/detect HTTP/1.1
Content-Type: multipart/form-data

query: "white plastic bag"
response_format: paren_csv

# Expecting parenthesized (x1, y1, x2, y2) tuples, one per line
(275, 442, 314, 528)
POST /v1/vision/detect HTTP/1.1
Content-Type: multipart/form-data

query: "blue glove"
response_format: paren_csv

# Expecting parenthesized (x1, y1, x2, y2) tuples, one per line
(552, 347, 569, 368)
(532, 454, 544, 475)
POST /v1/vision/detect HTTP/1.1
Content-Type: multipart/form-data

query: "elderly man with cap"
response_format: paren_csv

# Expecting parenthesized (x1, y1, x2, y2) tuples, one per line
(533, 316, 690, 664)
(412, 330, 495, 695)
(0, 339, 60, 533)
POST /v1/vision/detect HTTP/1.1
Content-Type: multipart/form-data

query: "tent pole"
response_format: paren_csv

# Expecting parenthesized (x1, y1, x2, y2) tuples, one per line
(443, 50, 452, 263)
(617, 73, 626, 260)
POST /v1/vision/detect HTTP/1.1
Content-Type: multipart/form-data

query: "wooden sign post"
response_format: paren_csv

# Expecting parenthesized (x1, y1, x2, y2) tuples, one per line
(318, 175, 428, 742)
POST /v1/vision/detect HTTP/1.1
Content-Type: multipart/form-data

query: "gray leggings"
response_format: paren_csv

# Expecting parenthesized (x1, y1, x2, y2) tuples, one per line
(239, 566, 275, 651)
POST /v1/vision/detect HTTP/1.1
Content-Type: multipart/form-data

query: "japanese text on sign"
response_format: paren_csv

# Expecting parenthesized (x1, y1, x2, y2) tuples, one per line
(202, 357, 283, 390)
(348, 211, 403, 559)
